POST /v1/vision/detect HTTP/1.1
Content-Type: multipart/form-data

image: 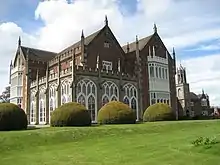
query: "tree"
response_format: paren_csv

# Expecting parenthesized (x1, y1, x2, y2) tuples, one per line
(0, 86, 10, 103)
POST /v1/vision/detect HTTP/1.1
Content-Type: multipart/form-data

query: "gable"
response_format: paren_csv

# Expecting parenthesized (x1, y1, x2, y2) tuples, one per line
(59, 28, 102, 55)
(86, 25, 126, 70)
(21, 46, 57, 62)
(13, 47, 25, 67)
(143, 33, 172, 59)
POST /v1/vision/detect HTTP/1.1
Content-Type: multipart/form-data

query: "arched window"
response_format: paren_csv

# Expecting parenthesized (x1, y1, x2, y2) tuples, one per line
(102, 81, 119, 105)
(76, 79, 97, 122)
(49, 85, 56, 111)
(61, 79, 72, 104)
(123, 83, 138, 120)
(30, 91, 36, 124)
(39, 88, 46, 124)
(49, 85, 57, 123)
(88, 95, 95, 121)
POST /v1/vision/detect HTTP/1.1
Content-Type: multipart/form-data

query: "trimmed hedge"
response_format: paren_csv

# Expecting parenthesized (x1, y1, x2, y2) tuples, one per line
(98, 101, 136, 124)
(143, 103, 174, 122)
(0, 103, 28, 131)
(50, 102, 91, 127)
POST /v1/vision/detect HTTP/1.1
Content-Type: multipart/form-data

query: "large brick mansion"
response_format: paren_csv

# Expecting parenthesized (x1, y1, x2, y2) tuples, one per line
(9, 16, 178, 125)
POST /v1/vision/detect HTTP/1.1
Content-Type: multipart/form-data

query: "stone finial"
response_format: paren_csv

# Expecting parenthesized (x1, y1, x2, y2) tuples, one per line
(96, 54, 100, 69)
(118, 58, 121, 72)
(153, 23, 157, 33)
(81, 29, 84, 38)
(126, 42, 130, 53)
(136, 35, 138, 43)
(105, 15, 108, 26)
(18, 36, 21, 46)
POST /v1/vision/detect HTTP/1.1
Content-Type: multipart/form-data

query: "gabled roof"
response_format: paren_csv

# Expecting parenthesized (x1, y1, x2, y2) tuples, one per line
(59, 27, 103, 54)
(122, 34, 153, 53)
(190, 92, 199, 100)
(20, 46, 57, 62)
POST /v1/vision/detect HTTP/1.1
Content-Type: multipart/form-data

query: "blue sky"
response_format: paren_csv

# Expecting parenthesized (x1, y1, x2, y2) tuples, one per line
(0, 0, 220, 105)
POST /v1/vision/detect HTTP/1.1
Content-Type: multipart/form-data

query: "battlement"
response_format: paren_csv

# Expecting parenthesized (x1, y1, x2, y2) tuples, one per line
(48, 47, 81, 67)
(39, 76, 46, 85)
(48, 56, 59, 66)
(60, 67, 72, 78)
(30, 80, 37, 88)
(30, 65, 137, 88)
(75, 65, 136, 80)
(49, 72, 58, 81)
(148, 54, 168, 65)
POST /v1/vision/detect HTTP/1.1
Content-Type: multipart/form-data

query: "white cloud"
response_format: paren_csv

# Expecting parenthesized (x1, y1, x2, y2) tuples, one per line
(1, 0, 220, 105)
(179, 53, 220, 106)
(186, 40, 220, 52)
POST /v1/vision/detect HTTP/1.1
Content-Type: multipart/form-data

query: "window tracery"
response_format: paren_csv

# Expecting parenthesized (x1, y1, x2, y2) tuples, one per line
(76, 79, 97, 122)
(61, 79, 72, 104)
(102, 81, 119, 105)
(39, 87, 46, 124)
(123, 83, 138, 119)
(30, 90, 36, 124)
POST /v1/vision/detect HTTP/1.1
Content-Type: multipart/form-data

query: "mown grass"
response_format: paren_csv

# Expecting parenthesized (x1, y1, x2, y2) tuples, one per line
(0, 120, 220, 165)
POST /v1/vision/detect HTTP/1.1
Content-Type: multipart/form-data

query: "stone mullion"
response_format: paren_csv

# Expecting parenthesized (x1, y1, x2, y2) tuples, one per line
(35, 93, 39, 125)
(45, 92, 49, 124)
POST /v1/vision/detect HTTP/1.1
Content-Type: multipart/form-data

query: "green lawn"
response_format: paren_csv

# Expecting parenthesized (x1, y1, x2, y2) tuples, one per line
(0, 120, 220, 165)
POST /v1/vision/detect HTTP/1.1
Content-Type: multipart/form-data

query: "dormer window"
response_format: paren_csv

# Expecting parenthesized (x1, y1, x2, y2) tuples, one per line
(102, 60, 112, 71)
(104, 41, 110, 48)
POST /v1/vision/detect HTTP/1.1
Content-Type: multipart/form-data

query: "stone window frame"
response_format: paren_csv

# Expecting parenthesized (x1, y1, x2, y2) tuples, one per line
(76, 79, 97, 122)
(102, 60, 112, 71)
(123, 83, 138, 120)
(101, 81, 119, 106)
(39, 87, 46, 125)
(61, 79, 72, 105)
(49, 84, 57, 123)
(30, 90, 37, 125)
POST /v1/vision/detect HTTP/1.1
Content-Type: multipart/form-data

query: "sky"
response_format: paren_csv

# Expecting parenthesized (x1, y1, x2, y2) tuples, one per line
(0, 0, 220, 105)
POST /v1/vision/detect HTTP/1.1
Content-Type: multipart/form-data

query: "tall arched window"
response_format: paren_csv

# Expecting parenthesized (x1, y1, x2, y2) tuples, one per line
(61, 79, 72, 105)
(39, 87, 46, 124)
(102, 81, 119, 105)
(30, 90, 36, 124)
(123, 83, 138, 120)
(49, 84, 57, 123)
(76, 79, 97, 122)
(88, 95, 95, 121)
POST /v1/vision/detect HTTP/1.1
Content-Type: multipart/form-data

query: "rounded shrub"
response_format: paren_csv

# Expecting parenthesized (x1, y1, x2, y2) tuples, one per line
(50, 102, 91, 127)
(0, 103, 28, 131)
(143, 103, 174, 122)
(98, 101, 136, 124)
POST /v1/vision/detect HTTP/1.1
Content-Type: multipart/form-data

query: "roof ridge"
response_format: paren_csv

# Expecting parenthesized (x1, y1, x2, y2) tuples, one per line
(122, 34, 154, 53)
(59, 26, 104, 54)
(122, 34, 153, 48)
(21, 46, 57, 54)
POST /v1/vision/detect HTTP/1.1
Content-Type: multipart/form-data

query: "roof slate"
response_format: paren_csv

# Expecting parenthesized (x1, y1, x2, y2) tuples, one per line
(122, 34, 153, 53)
(59, 28, 102, 54)
(21, 46, 57, 62)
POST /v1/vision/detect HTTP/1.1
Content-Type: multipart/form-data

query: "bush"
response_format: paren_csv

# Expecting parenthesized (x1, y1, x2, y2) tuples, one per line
(0, 103, 28, 131)
(143, 103, 174, 122)
(192, 136, 218, 147)
(97, 101, 136, 124)
(50, 102, 91, 127)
